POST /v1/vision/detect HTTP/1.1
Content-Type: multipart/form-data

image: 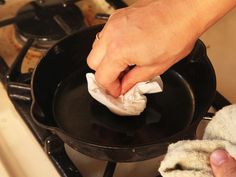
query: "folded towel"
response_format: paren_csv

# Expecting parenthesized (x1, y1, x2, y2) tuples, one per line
(86, 73, 163, 116)
(159, 104, 236, 177)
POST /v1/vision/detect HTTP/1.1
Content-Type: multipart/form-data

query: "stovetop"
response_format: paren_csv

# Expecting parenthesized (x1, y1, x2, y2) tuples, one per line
(0, 1, 232, 177)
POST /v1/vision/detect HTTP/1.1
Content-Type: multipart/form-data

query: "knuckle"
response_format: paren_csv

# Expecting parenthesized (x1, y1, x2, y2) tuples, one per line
(106, 14, 127, 34)
(110, 8, 125, 19)
(110, 9, 122, 18)
(87, 55, 97, 70)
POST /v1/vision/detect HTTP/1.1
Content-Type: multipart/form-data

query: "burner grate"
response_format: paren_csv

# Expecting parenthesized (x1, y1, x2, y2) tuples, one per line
(15, 1, 85, 49)
(0, 0, 5, 5)
(0, 1, 85, 49)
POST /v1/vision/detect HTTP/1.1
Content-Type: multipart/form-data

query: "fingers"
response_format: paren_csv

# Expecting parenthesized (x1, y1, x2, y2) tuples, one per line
(87, 18, 130, 97)
(121, 64, 167, 94)
(87, 13, 120, 70)
(87, 36, 106, 70)
(210, 149, 236, 177)
(95, 54, 128, 97)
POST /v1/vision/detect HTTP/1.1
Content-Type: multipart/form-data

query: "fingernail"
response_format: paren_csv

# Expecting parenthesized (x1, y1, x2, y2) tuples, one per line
(211, 150, 229, 166)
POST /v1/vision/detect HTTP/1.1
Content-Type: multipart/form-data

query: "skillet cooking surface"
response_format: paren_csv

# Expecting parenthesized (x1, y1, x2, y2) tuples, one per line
(53, 69, 195, 147)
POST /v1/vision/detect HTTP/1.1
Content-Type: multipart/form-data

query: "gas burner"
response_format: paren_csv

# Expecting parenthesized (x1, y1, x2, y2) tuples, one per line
(15, 1, 85, 49)
(0, 0, 5, 5)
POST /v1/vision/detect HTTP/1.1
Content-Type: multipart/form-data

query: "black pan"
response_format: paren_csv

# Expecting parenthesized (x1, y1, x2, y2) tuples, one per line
(31, 25, 216, 162)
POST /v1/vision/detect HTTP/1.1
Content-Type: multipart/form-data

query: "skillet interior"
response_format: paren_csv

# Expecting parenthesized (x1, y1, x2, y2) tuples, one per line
(53, 67, 195, 146)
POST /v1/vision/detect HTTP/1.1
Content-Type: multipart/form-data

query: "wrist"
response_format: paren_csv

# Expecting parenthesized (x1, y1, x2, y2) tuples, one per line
(193, 0, 236, 36)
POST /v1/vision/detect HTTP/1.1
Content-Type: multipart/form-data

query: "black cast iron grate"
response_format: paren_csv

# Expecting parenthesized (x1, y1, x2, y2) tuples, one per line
(0, 0, 85, 49)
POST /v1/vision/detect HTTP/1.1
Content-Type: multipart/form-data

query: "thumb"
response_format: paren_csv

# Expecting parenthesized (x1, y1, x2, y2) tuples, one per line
(210, 149, 236, 177)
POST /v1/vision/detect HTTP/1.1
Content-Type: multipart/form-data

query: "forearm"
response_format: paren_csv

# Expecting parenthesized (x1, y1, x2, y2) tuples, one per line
(149, 0, 236, 39)
(193, 0, 236, 36)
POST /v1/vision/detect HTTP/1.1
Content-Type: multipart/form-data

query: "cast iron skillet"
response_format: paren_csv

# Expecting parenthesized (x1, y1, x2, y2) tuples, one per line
(31, 25, 216, 162)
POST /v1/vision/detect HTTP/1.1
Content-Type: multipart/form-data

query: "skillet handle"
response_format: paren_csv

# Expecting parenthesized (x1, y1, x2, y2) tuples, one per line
(213, 91, 231, 110)
(196, 91, 232, 140)
(188, 40, 207, 63)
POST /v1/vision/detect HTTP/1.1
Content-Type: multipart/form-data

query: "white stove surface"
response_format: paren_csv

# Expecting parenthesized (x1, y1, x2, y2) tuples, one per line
(0, 83, 61, 177)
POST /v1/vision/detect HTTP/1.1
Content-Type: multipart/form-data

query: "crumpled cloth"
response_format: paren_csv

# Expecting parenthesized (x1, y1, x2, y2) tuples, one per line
(159, 104, 236, 177)
(86, 73, 163, 116)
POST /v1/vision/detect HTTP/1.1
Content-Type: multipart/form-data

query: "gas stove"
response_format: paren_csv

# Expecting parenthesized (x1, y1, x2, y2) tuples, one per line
(0, 1, 232, 177)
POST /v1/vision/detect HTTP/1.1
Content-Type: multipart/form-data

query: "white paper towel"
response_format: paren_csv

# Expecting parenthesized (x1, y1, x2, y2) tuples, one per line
(86, 73, 163, 116)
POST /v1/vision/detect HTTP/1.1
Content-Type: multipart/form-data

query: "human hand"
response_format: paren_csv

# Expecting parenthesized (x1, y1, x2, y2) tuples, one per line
(87, 0, 236, 97)
(210, 149, 236, 177)
(87, 0, 200, 97)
